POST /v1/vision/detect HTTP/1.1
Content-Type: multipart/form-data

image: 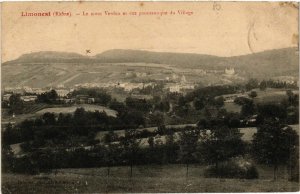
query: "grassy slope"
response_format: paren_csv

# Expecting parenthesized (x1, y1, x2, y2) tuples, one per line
(2, 104, 117, 128)
(2, 164, 298, 193)
(222, 88, 299, 113)
(253, 88, 299, 104)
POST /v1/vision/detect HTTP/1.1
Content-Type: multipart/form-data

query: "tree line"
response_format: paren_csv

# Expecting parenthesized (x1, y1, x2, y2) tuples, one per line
(2, 112, 298, 181)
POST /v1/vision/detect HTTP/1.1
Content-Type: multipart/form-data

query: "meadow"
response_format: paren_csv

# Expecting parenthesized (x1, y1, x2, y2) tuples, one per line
(2, 164, 298, 193)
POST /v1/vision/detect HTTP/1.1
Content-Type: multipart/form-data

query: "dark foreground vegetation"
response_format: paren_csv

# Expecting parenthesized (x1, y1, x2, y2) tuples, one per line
(1, 79, 299, 193)
(2, 164, 299, 193)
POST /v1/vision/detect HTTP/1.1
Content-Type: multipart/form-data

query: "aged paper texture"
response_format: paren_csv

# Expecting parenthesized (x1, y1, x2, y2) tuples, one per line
(1, 2, 299, 193)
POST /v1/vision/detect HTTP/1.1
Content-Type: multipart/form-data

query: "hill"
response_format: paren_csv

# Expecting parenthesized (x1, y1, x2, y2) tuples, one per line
(94, 49, 222, 68)
(2, 47, 298, 88)
(4, 51, 91, 64)
(4, 47, 298, 69)
(94, 48, 298, 77)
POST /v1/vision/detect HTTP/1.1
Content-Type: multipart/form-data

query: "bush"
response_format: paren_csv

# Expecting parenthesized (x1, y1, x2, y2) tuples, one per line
(204, 157, 259, 179)
(13, 156, 39, 175)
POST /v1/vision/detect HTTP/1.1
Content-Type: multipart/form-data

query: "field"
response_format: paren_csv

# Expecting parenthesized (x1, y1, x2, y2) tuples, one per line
(2, 62, 246, 89)
(2, 164, 299, 193)
(35, 104, 117, 117)
(2, 104, 117, 128)
(253, 88, 299, 104)
(223, 102, 241, 113)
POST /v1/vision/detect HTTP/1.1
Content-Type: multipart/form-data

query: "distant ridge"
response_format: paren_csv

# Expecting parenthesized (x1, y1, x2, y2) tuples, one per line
(19, 51, 86, 59)
(4, 51, 90, 64)
(3, 47, 298, 71)
(2, 47, 298, 88)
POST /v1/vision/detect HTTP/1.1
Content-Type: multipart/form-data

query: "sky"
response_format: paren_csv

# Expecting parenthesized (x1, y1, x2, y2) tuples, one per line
(1, 2, 298, 62)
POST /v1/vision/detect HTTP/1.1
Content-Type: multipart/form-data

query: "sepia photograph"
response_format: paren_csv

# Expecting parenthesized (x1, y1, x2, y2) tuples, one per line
(1, 1, 299, 193)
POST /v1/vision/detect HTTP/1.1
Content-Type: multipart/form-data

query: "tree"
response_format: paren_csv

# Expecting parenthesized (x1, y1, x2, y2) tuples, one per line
(245, 79, 259, 91)
(104, 131, 118, 143)
(73, 108, 87, 135)
(2, 144, 15, 172)
(248, 91, 257, 98)
(178, 127, 199, 177)
(103, 143, 119, 176)
(125, 97, 151, 112)
(8, 94, 24, 114)
(193, 97, 204, 110)
(42, 112, 56, 125)
(289, 146, 299, 182)
(259, 80, 267, 91)
(199, 126, 245, 173)
(252, 121, 298, 180)
(224, 112, 241, 128)
(241, 100, 256, 118)
(286, 90, 298, 106)
(148, 111, 165, 127)
(109, 99, 126, 114)
(119, 110, 145, 128)
(164, 130, 178, 163)
(120, 129, 141, 177)
(2, 123, 15, 145)
(155, 100, 170, 112)
(20, 119, 35, 142)
(257, 103, 287, 122)
(214, 96, 224, 108)
(178, 96, 186, 107)
(37, 89, 58, 104)
(148, 137, 154, 149)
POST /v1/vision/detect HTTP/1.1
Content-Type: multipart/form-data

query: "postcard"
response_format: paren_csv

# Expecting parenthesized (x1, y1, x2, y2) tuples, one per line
(1, 2, 299, 193)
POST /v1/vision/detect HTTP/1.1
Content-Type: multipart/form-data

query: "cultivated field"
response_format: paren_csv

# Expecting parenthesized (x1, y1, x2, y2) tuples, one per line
(2, 164, 298, 193)
(2, 62, 246, 89)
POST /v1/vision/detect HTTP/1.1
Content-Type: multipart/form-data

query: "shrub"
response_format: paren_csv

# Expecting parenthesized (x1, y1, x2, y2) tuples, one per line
(204, 157, 259, 179)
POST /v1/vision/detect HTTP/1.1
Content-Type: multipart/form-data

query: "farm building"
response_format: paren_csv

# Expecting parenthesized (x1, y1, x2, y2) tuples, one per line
(63, 98, 75, 104)
(75, 95, 95, 104)
(56, 89, 70, 97)
(222, 93, 248, 103)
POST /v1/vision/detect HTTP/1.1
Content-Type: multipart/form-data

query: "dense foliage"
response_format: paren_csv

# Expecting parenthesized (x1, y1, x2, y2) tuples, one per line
(2, 81, 299, 181)
(252, 120, 299, 180)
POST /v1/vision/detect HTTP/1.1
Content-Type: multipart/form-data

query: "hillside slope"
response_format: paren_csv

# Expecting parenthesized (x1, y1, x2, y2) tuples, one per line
(2, 47, 298, 88)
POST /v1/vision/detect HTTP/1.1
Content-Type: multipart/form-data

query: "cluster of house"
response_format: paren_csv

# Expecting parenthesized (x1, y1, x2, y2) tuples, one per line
(2, 86, 74, 103)
(2, 93, 38, 103)
(4, 86, 46, 95)
(272, 76, 299, 85)
(165, 75, 196, 93)
(69, 72, 199, 94)
(166, 83, 195, 93)
(74, 81, 157, 92)
(2, 73, 198, 103)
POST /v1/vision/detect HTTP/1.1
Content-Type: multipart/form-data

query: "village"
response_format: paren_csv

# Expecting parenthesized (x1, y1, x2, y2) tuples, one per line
(1, 59, 299, 194)
(2, 1, 299, 192)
